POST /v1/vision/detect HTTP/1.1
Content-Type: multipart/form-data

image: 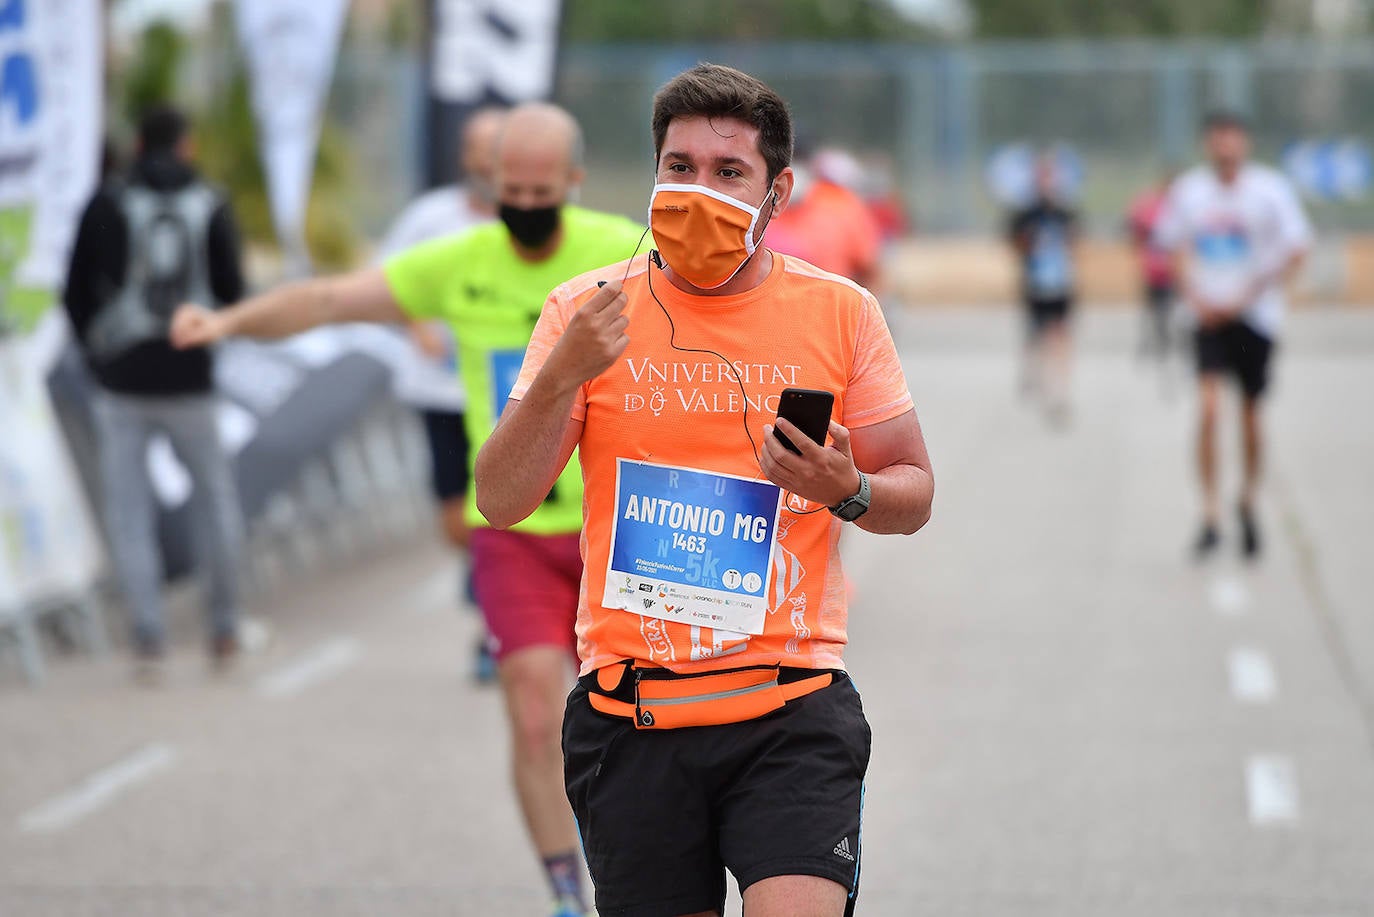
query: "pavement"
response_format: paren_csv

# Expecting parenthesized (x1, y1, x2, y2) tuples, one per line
(3, 305, 1373, 916)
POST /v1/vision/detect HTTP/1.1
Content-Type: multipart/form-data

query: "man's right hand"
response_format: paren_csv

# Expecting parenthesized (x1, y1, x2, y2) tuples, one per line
(546, 281, 629, 388)
(170, 303, 229, 350)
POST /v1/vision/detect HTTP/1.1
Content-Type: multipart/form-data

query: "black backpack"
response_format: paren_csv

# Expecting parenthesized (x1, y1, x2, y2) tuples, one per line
(85, 182, 218, 363)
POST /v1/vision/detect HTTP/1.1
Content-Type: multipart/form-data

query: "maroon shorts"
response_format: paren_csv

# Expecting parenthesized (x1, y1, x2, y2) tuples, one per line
(469, 528, 583, 662)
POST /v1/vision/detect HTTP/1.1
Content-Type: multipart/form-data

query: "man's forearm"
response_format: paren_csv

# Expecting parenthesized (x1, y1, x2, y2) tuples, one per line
(851, 463, 933, 536)
(475, 371, 581, 529)
(220, 279, 337, 340)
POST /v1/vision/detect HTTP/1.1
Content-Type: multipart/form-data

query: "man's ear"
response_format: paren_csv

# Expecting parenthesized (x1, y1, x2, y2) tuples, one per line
(771, 166, 796, 214)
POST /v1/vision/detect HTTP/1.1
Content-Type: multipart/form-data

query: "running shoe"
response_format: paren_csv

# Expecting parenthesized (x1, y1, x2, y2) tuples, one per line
(1193, 523, 1220, 560)
(473, 637, 498, 685)
(210, 631, 240, 674)
(1239, 503, 1261, 560)
(132, 645, 166, 687)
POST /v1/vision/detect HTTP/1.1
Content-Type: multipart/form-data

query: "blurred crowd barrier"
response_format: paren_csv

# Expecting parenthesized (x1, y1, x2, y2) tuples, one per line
(3, 326, 436, 685)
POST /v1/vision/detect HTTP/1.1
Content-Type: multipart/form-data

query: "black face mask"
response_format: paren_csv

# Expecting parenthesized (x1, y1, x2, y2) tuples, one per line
(499, 203, 561, 249)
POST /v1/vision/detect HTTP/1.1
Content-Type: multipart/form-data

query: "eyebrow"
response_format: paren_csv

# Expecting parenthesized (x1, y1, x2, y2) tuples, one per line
(661, 150, 755, 171)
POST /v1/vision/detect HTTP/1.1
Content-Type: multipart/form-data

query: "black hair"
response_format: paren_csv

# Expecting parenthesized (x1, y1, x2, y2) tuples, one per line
(652, 64, 793, 183)
(1202, 109, 1249, 134)
(138, 104, 188, 153)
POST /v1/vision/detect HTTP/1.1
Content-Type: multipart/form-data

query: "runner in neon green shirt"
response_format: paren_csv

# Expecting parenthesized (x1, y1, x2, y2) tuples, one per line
(384, 205, 642, 535)
(171, 103, 641, 917)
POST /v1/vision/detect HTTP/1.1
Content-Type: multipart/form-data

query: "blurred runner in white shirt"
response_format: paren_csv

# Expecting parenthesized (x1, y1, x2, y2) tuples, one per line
(378, 107, 506, 683)
(1155, 110, 1313, 560)
(377, 107, 507, 554)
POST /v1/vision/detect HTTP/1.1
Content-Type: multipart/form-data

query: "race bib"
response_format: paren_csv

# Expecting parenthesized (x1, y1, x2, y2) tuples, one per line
(489, 349, 525, 420)
(1028, 223, 1072, 297)
(1195, 226, 1251, 264)
(603, 459, 781, 636)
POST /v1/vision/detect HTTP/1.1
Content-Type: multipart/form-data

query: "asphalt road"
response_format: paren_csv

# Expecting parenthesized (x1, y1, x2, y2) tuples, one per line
(3, 306, 1372, 916)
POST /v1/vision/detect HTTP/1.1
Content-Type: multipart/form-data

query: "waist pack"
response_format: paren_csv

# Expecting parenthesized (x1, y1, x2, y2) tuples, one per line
(584, 661, 833, 730)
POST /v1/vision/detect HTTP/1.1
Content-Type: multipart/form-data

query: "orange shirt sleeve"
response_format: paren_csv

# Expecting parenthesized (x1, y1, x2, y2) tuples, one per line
(843, 291, 913, 428)
(510, 283, 589, 421)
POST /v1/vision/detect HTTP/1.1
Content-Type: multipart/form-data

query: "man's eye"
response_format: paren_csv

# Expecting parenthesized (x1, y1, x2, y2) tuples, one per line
(669, 163, 690, 173)
(719, 169, 740, 179)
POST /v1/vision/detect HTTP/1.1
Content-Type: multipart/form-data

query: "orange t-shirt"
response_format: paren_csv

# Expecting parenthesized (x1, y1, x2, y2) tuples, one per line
(511, 252, 913, 675)
(765, 180, 883, 283)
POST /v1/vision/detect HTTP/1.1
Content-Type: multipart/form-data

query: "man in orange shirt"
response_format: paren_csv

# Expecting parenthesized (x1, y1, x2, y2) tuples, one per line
(477, 65, 934, 917)
(766, 145, 883, 287)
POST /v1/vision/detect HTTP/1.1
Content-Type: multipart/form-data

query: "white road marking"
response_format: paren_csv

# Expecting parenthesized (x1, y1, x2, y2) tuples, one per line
(412, 562, 468, 616)
(257, 637, 361, 699)
(1227, 647, 1278, 704)
(237, 616, 272, 654)
(18, 743, 177, 834)
(1209, 575, 1250, 615)
(1246, 755, 1300, 826)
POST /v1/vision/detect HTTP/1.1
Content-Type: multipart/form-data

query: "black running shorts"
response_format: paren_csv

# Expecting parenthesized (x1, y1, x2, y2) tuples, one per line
(1025, 296, 1073, 331)
(1195, 320, 1275, 399)
(564, 670, 871, 917)
(419, 408, 470, 501)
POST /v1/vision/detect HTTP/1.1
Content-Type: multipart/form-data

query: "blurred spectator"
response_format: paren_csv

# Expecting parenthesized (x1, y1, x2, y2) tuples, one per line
(63, 104, 246, 679)
(1154, 110, 1312, 560)
(1127, 166, 1181, 363)
(766, 143, 883, 287)
(1007, 153, 1080, 425)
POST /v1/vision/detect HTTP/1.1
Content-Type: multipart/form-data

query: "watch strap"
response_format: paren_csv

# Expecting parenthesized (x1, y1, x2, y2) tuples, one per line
(829, 470, 870, 520)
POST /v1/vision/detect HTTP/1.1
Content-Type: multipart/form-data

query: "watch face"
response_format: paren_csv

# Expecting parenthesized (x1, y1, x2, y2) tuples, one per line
(835, 499, 867, 522)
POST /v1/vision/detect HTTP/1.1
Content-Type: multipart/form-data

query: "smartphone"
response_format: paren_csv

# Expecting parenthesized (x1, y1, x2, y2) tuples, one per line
(773, 388, 834, 455)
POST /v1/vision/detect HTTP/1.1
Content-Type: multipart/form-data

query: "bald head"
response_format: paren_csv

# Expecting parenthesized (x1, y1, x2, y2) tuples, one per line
(462, 108, 507, 176)
(460, 107, 507, 209)
(495, 102, 586, 211)
(501, 103, 583, 167)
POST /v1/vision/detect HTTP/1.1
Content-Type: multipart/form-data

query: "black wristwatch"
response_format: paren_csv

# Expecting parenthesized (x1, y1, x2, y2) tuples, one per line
(829, 471, 871, 522)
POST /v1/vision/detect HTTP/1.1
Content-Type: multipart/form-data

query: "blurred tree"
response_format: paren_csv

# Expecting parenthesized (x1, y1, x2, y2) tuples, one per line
(968, 0, 1277, 38)
(119, 21, 185, 120)
(193, 63, 358, 270)
(110, 13, 359, 269)
(562, 0, 933, 40)
(384, 0, 420, 48)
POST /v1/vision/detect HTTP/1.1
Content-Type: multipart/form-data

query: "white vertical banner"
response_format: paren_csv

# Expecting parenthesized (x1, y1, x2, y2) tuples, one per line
(0, 0, 102, 324)
(233, 0, 349, 274)
(0, 337, 105, 613)
(0, 0, 105, 614)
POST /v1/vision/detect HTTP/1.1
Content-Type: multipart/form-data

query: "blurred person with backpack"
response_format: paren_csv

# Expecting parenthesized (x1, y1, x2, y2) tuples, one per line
(62, 105, 246, 679)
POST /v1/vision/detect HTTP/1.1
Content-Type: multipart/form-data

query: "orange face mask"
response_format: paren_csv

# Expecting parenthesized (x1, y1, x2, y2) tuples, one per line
(648, 183, 771, 289)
